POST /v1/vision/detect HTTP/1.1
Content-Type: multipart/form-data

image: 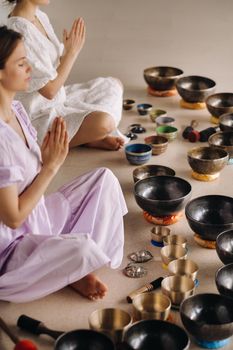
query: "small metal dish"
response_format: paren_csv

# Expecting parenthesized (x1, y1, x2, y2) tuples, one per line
(128, 250, 153, 263)
(124, 263, 147, 278)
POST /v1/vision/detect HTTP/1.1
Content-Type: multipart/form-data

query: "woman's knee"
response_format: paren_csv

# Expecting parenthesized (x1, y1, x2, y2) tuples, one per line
(89, 111, 115, 135)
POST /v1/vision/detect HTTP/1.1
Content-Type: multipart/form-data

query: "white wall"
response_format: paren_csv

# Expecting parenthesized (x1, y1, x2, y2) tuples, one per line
(1, 0, 233, 90)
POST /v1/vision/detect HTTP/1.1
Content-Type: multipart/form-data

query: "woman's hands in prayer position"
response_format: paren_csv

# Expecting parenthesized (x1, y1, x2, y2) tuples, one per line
(63, 17, 86, 58)
(41, 117, 69, 175)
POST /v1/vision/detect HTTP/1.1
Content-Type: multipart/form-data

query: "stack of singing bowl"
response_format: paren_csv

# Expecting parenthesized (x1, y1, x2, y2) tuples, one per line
(180, 293, 233, 349)
(134, 176, 192, 219)
(185, 195, 233, 244)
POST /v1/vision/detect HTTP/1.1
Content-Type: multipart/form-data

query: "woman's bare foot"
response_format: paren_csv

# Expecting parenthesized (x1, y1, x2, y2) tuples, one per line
(86, 135, 125, 150)
(70, 273, 108, 300)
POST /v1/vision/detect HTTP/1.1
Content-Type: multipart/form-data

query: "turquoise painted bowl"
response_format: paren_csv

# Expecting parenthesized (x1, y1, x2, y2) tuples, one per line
(125, 143, 152, 165)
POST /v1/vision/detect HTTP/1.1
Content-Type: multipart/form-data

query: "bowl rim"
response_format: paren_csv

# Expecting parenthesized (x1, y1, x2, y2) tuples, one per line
(216, 262, 233, 281)
(187, 146, 229, 160)
(206, 92, 233, 106)
(144, 66, 184, 78)
(133, 165, 176, 180)
(216, 228, 233, 245)
(219, 112, 233, 123)
(125, 143, 152, 155)
(134, 175, 192, 203)
(185, 195, 233, 226)
(180, 293, 233, 324)
(208, 131, 233, 146)
(176, 75, 216, 91)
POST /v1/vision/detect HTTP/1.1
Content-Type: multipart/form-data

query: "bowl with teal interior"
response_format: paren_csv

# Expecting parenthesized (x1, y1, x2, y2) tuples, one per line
(137, 103, 153, 116)
(180, 293, 233, 349)
(208, 131, 233, 163)
(144, 135, 168, 155)
(206, 93, 233, 118)
(176, 75, 216, 103)
(215, 263, 233, 300)
(144, 66, 183, 91)
(156, 125, 178, 141)
(150, 109, 167, 123)
(125, 143, 152, 165)
(134, 176, 192, 217)
(185, 195, 233, 241)
(156, 116, 175, 127)
(123, 99, 135, 111)
(219, 113, 233, 132)
(216, 229, 233, 265)
(133, 165, 176, 183)
(187, 146, 229, 175)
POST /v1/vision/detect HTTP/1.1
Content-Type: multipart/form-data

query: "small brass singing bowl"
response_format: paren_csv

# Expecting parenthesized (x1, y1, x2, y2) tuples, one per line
(161, 275, 195, 306)
(168, 259, 199, 281)
(88, 308, 132, 344)
(132, 292, 171, 321)
(163, 234, 188, 248)
(151, 226, 171, 243)
(160, 244, 187, 266)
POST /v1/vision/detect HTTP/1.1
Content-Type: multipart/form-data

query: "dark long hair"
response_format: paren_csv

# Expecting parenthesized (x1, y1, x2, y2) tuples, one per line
(0, 26, 23, 69)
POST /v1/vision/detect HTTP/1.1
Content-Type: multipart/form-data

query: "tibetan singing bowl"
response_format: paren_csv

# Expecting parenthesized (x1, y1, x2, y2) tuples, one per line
(88, 308, 132, 343)
(187, 146, 229, 175)
(163, 234, 187, 248)
(206, 93, 233, 118)
(208, 131, 233, 160)
(160, 244, 187, 266)
(185, 195, 233, 241)
(144, 66, 183, 91)
(144, 135, 168, 155)
(215, 263, 233, 300)
(219, 113, 233, 132)
(216, 229, 233, 265)
(134, 176, 192, 217)
(133, 165, 175, 183)
(123, 319, 190, 350)
(168, 259, 199, 281)
(132, 292, 171, 321)
(180, 293, 233, 343)
(151, 226, 171, 243)
(161, 275, 195, 306)
(176, 75, 216, 103)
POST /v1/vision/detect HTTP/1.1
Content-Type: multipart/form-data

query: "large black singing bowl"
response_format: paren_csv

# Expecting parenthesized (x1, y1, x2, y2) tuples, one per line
(180, 293, 233, 343)
(185, 195, 233, 241)
(123, 319, 190, 350)
(215, 263, 233, 300)
(134, 176, 192, 217)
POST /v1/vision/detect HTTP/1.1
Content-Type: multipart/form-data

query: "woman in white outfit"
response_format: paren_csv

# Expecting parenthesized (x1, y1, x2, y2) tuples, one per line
(6, 0, 125, 150)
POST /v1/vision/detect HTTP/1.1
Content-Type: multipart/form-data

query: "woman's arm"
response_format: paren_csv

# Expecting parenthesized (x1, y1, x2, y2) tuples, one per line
(39, 18, 86, 100)
(0, 117, 68, 229)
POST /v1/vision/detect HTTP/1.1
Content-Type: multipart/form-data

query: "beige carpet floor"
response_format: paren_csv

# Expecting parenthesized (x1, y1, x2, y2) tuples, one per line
(0, 87, 232, 349)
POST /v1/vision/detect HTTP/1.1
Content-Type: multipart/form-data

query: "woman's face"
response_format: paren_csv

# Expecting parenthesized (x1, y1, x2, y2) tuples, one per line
(0, 40, 31, 92)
